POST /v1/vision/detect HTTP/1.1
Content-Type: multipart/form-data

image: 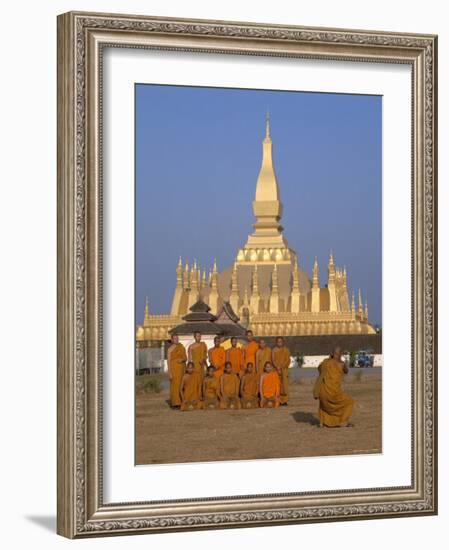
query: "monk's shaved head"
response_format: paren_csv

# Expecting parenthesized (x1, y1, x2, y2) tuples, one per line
(332, 346, 342, 360)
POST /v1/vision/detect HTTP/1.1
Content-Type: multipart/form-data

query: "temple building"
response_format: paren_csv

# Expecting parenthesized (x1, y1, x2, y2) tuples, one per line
(136, 115, 376, 344)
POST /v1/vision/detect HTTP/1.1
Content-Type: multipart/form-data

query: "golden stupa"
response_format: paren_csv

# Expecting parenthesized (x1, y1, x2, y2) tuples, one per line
(136, 115, 375, 342)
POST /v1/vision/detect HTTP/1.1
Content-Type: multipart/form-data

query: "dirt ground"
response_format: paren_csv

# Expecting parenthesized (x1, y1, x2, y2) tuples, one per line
(135, 369, 382, 465)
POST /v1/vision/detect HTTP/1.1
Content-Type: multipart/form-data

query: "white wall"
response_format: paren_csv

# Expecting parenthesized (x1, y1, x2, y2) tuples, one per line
(0, 1, 446, 549)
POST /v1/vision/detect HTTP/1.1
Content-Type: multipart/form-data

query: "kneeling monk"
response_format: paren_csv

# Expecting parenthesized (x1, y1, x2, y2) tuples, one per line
(314, 346, 354, 427)
(180, 362, 203, 411)
(202, 365, 220, 409)
(240, 363, 259, 409)
(220, 362, 241, 409)
(260, 362, 280, 408)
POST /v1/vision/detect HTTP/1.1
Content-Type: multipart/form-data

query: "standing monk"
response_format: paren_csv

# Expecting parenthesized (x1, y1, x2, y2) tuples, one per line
(188, 331, 208, 381)
(208, 336, 226, 379)
(167, 334, 187, 408)
(243, 330, 259, 372)
(260, 362, 280, 408)
(180, 362, 203, 411)
(272, 336, 291, 406)
(313, 346, 354, 427)
(255, 338, 272, 381)
(220, 362, 241, 409)
(226, 337, 245, 377)
(240, 363, 259, 408)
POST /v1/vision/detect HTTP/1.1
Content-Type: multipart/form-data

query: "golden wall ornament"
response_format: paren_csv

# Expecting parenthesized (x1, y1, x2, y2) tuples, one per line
(57, 11, 437, 538)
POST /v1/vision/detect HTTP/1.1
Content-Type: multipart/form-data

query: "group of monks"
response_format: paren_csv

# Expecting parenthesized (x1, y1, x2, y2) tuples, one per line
(166, 330, 355, 427)
(167, 330, 291, 411)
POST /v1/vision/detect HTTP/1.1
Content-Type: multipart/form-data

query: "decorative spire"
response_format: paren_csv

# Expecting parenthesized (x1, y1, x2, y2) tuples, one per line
(252, 264, 259, 293)
(343, 266, 347, 286)
(175, 256, 183, 288)
(183, 261, 190, 290)
(358, 289, 363, 316)
(190, 262, 199, 292)
(211, 259, 218, 291)
(292, 261, 300, 292)
(328, 251, 335, 281)
(313, 257, 319, 288)
(229, 262, 239, 312)
(144, 296, 150, 323)
(351, 290, 356, 314)
(365, 300, 369, 320)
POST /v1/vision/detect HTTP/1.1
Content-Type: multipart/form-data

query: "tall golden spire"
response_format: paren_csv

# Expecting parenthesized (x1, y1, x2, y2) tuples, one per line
(229, 262, 239, 312)
(183, 261, 190, 291)
(269, 264, 280, 314)
(238, 114, 294, 264)
(208, 259, 219, 314)
(312, 257, 319, 288)
(250, 265, 260, 313)
(311, 257, 320, 313)
(175, 256, 183, 288)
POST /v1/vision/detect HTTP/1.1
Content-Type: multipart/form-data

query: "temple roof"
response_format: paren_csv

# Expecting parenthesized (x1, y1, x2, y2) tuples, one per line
(182, 299, 217, 322)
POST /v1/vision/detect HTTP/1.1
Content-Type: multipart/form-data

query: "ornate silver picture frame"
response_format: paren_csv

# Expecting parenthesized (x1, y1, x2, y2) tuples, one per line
(57, 11, 437, 538)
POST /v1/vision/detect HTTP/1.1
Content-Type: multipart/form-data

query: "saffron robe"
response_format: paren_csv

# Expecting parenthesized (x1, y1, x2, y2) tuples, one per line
(272, 346, 291, 404)
(226, 346, 245, 376)
(208, 346, 226, 378)
(220, 373, 241, 409)
(255, 346, 272, 379)
(315, 357, 354, 427)
(260, 371, 280, 408)
(243, 340, 259, 370)
(180, 372, 203, 411)
(240, 372, 259, 408)
(167, 342, 187, 407)
(202, 375, 220, 408)
(189, 341, 208, 379)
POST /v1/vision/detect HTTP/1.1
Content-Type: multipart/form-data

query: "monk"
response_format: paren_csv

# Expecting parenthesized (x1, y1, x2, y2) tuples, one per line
(239, 363, 259, 409)
(208, 336, 226, 379)
(260, 362, 280, 408)
(255, 338, 272, 381)
(202, 365, 220, 409)
(167, 334, 187, 408)
(226, 337, 245, 377)
(220, 362, 241, 409)
(188, 331, 208, 381)
(243, 330, 259, 373)
(272, 336, 291, 406)
(313, 346, 354, 427)
(180, 362, 203, 411)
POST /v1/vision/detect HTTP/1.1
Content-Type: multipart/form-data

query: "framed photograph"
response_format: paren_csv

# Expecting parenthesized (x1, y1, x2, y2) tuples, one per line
(57, 11, 438, 538)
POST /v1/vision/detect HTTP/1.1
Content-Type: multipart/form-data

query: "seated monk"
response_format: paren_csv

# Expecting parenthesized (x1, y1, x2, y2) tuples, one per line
(180, 362, 203, 411)
(208, 336, 226, 379)
(220, 362, 241, 409)
(240, 363, 259, 409)
(313, 346, 354, 427)
(226, 337, 245, 377)
(202, 365, 220, 409)
(260, 362, 280, 408)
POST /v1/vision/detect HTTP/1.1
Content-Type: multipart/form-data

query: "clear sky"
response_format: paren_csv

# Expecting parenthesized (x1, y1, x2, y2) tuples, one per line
(135, 84, 382, 326)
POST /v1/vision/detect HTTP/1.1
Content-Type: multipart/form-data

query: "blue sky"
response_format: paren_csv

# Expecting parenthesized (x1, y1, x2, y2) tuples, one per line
(135, 84, 382, 326)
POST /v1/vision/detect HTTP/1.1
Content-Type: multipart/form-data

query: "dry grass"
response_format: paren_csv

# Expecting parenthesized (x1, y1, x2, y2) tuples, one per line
(135, 371, 382, 465)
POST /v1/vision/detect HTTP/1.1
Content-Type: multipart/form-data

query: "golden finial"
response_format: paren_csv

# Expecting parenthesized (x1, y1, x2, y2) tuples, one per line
(144, 296, 150, 322)
(265, 110, 271, 139)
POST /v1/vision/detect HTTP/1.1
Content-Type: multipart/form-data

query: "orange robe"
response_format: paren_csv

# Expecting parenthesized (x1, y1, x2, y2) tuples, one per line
(220, 373, 241, 409)
(226, 347, 245, 376)
(189, 342, 208, 380)
(240, 372, 259, 408)
(180, 372, 202, 411)
(255, 346, 272, 380)
(316, 358, 354, 427)
(167, 342, 187, 407)
(203, 375, 220, 408)
(272, 346, 290, 404)
(243, 340, 259, 370)
(260, 371, 280, 407)
(208, 346, 226, 378)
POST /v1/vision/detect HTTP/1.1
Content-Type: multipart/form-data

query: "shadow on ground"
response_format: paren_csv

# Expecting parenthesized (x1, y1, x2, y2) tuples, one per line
(290, 411, 320, 426)
(25, 515, 56, 533)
